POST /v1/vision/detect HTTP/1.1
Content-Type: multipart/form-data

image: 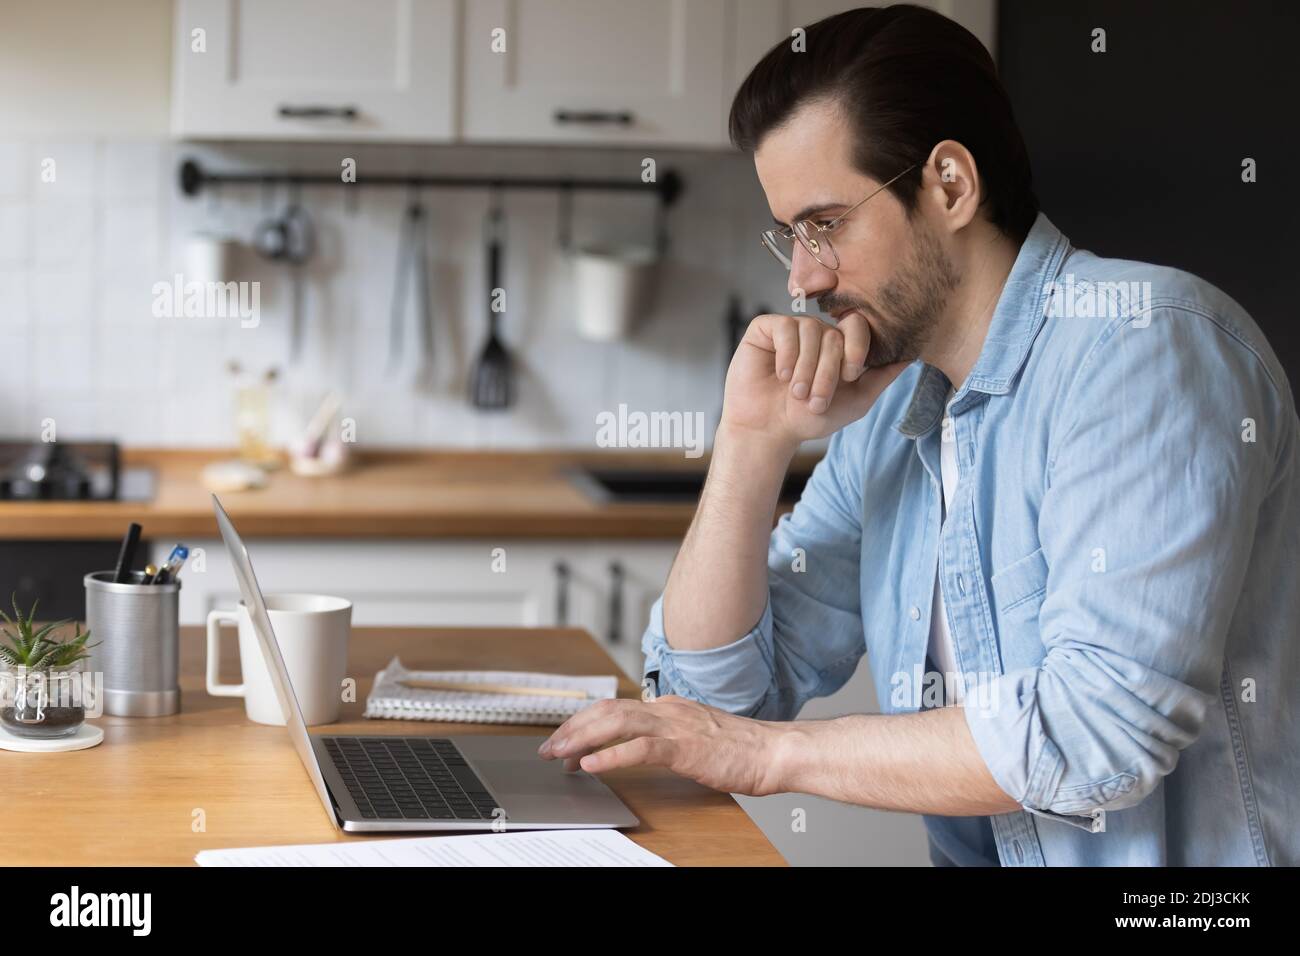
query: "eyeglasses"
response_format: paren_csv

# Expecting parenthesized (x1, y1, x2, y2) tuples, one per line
(760, 163, 919, 271)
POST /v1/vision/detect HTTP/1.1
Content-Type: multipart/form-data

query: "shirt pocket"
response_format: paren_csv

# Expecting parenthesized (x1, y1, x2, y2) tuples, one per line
(989, 546, 1049, 634)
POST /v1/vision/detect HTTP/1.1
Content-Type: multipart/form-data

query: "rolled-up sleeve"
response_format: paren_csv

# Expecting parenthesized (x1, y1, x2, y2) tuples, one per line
(964, 303, 1282, 824)
(642, 425, 871, 720)
(641, 596, 776, 715)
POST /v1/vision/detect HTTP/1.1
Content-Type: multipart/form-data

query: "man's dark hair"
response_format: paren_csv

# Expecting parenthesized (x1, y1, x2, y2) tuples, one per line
(729, 4, 1038, 242)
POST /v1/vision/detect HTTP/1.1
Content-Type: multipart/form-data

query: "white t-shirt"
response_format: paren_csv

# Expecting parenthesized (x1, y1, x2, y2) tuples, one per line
(929, 389, 960, 691)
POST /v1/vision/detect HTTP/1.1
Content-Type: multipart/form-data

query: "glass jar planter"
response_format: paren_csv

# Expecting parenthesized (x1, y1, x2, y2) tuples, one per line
(0, 659, 88, 738)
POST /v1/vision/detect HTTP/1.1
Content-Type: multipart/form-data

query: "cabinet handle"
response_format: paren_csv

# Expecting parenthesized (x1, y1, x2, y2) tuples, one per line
(554, 561, 571, 627)
(553, 109, 634, 126)
(607, 561, 624, 644)
(278, 105, 359, 120)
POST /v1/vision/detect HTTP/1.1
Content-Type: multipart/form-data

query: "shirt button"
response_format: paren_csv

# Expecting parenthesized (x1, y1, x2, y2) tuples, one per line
(909, 606, 921, 621)
(957, 574, 966, 596)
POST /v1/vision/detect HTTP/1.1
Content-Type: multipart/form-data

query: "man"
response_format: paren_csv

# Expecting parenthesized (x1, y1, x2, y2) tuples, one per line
(539, 4, 1299, 866)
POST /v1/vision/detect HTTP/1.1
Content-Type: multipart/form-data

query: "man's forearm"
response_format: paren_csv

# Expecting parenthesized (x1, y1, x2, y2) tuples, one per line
(770, 706, 1020, 815)
(661, 424, 797, 651)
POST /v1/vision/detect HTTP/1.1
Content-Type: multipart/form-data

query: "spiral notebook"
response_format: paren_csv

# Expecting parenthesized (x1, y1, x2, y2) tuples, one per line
(363, 657, 619, 725)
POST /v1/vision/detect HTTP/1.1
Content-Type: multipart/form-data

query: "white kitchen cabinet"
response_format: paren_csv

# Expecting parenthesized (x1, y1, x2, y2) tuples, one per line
(559, 542, 679, 679)
(165, 538, 677, 679)
(460, 0, 731, 147)
(732, 0, 997, 93)
(171, 0, 458, 141)
(170, 0, 994, 147)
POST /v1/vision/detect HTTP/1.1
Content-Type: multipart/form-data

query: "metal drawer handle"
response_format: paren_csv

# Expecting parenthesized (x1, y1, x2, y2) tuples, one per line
(553, 109, 634, 126)
(607, 561, 624, 644)
(278, 105, 359, 120)
(554, 561, 571, 627)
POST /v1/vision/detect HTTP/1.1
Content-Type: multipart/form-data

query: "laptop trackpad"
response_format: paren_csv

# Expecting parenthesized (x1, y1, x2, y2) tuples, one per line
(476, 758, 603, 797)
(475, 758, 634, 827)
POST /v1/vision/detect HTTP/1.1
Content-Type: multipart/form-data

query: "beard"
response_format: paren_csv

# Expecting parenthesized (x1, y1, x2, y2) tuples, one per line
(820, 223, 960, 369)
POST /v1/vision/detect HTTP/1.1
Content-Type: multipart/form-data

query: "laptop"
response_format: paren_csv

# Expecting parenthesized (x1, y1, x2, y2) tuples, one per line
(212, 494, 639, 833)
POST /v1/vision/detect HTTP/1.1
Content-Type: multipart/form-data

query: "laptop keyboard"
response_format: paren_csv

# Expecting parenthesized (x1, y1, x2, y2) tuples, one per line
(322, 737, 502, 822)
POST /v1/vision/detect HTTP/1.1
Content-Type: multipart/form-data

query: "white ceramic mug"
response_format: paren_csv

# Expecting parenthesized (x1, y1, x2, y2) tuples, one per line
(571, 244, 659, 341)
(205, 594, 351, 726)
(184, 233, 237, 285)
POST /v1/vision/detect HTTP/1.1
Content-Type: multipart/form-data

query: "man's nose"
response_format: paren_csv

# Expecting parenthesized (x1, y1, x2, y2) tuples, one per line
(787, 242, 836, 300)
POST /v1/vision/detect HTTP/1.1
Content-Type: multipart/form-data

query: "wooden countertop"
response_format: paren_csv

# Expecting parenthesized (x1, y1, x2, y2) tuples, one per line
(0, 626, 786, 867)
(0, 448, 815, 541)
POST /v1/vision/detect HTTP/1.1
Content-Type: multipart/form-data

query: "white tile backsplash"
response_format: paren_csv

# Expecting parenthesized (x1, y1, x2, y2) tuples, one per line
(33, 199, 96, 268)
(31, 140, 98, 198)
(0, 271, 30, 327)
(101, 202, 161, 270)
(0, 201, 31, 265)
(30, 270, 95, 327)
(0, 138, 793, 449)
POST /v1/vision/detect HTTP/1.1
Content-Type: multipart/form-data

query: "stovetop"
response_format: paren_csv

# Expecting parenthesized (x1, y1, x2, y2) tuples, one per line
(0, 441, 154, 502)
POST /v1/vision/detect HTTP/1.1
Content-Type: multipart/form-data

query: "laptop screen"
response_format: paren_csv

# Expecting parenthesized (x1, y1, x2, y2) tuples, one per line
(211, 494, 341, 830)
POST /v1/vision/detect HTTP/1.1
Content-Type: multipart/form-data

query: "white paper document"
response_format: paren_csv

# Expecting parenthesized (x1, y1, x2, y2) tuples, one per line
(195, 828, 672, 867)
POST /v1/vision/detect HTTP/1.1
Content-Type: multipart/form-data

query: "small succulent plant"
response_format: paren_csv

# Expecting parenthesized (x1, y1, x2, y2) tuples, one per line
(0, 594, 97, 670)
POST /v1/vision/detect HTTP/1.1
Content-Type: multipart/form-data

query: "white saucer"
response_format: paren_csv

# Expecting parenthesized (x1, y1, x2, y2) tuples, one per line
(0, 721, 104, 752)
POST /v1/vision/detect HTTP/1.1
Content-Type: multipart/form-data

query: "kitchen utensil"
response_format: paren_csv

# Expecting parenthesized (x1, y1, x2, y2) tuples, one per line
(287, 389, 348, 476)
(289, 390, 351, 477)
(184, 233, 236, 284)
(388, 199, 434, 375)
(468, 198, 514, 409)
(283, 201, 314, 361)
(253, 199, 290, 261)
(253, 190, 314, 360)
(301, 390, 343, 459)
(571, 243, 658, 341)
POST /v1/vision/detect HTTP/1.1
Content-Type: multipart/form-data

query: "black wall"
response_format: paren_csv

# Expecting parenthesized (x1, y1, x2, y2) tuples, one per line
(998, 0, 1298, 398)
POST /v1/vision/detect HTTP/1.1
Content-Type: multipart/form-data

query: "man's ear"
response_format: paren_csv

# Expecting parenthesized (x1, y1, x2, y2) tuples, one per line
(920, 140, 982, 233)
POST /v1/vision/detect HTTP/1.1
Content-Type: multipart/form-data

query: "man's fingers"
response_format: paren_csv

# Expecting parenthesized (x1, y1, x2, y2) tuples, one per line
(769, 318, 799, 382)
(562, 734, 638, 772)
(744, 314, 799, 381)
(848, 360, 912, 406)
(790, 318, 822, 400)
(578, 737, 673, 774)
(835, 310, 871, 381)
(544, 701, 661, 761)
(538, 700, 610, 756)
(808, 326, 844, 414)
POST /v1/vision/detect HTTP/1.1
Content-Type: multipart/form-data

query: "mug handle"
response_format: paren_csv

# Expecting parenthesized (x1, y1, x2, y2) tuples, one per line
(205, 609, 245, 697)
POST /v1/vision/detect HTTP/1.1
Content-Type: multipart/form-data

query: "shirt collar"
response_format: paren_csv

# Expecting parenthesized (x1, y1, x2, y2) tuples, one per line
(895, 212, 1070, 439)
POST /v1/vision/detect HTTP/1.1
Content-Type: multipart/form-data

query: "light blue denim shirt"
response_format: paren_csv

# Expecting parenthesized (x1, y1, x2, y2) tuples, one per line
(642, 213, 1299, 866)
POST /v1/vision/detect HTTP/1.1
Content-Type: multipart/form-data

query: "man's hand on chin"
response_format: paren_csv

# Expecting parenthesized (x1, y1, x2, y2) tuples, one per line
(537, 696, 792, 797)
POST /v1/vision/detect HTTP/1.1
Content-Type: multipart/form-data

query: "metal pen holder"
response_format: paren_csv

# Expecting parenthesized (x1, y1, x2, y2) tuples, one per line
(84, 570, 181, 717)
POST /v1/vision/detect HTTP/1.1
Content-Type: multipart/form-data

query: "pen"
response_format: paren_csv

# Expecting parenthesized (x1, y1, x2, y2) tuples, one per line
(113, 522, 142, 583)
(151, 545, 189, 584)
(397, 679, 588, 700)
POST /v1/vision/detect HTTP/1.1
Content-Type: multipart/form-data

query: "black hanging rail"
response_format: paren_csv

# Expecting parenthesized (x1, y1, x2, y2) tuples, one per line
(178, 157, 683, 252)
(177, 158, 682, 205)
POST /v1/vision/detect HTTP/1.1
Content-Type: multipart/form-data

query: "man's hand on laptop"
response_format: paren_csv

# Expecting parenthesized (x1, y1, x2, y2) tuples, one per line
(537, 696, 790, 796)
(720, 312, 909, 450)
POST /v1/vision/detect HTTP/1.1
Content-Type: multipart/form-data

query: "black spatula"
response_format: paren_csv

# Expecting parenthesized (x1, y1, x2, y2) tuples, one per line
(469, 201, 514, 409)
